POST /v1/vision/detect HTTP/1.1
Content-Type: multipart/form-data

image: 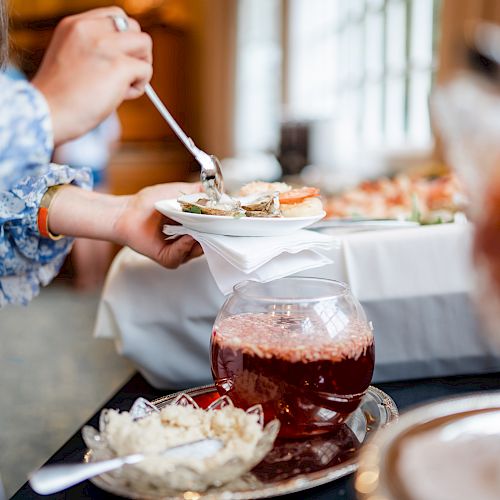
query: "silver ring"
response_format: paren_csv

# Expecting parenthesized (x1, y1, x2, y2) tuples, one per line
(110, 15, 129, 33)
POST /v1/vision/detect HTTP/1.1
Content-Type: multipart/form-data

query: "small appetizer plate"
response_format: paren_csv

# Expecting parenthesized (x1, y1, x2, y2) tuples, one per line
(155, 199, 326, 236)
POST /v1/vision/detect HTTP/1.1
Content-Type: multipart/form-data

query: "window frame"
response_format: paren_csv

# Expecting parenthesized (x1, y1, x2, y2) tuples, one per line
(283, 0, 443, 173)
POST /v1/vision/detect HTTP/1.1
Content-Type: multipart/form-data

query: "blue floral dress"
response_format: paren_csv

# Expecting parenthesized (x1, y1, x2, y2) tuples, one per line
(0, 73, 92, 306)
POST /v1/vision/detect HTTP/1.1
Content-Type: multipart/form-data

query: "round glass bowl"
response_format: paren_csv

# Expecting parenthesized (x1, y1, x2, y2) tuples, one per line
(210, 277, 375, 438)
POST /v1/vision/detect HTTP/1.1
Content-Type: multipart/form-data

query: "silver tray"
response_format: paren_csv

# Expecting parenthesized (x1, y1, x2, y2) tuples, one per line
(85, 384, 398, 499)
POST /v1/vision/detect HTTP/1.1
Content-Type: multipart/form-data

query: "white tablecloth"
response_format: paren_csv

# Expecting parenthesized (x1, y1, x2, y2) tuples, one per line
(94, 224, 500, 389)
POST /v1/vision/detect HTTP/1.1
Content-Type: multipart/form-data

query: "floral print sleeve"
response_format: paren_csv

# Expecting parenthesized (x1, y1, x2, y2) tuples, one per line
(0, 73, 93, 306)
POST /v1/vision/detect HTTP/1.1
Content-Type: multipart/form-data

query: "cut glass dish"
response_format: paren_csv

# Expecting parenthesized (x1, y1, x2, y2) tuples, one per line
(83, 393, 280, 495)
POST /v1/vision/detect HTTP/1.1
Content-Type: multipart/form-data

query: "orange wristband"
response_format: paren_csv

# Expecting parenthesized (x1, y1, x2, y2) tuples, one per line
(37, 185, 65, 240)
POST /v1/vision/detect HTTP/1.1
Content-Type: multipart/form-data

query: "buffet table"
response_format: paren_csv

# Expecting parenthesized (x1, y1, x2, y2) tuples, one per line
(94, 223, 500, 389)
(13, 371, 500, 499)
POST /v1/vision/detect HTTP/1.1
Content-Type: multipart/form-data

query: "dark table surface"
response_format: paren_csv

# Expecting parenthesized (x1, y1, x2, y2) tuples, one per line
(13, 371, 500, 500)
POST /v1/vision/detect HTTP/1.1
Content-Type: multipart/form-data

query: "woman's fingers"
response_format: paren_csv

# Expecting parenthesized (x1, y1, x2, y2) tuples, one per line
(33, 6, 152, 144)
(60, 9, 141, 34)
(106, 32, 153, 63)
(121, 57, 153, 99)
(157, 236, 200, 269)
(188, 242, 204, 260)
(78, 7, 142, 34)
(123, 17, 142, 33)
(181, 239, 204, 264)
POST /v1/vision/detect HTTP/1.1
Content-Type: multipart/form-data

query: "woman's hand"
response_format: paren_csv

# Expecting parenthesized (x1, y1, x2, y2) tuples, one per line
(114, 183, 204, 269)
(48, 183, 203, 269)
(32, 7, 152, 146)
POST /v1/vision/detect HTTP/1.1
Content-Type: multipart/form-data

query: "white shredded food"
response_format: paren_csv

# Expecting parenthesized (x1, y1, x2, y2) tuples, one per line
(104, 405, 264, 477)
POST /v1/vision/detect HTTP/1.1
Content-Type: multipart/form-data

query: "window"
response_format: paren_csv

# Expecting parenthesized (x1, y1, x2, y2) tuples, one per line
(287, 0, 441, 176)
(233, 0, 282, 155)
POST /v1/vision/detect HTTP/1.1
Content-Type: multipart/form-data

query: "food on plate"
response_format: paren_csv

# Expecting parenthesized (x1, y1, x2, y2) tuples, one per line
(177, 182, 325, 218)
(324, 172, 467, 224)
(238, 181, 291, 196)
(105, 405, 262, 472)
(239, 192, 281, 218)
(177, 193, 243, 217)
(279, 187, 323, 217)
(237, 182, 322, 216)
(100, 402, 276, 491)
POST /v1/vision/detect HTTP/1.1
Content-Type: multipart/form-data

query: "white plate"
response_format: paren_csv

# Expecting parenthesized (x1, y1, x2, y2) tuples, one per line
(155, 199, 326, 236)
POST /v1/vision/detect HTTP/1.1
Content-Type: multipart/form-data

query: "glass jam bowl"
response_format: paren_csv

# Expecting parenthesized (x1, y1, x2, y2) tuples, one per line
(210, 277, 375, 438)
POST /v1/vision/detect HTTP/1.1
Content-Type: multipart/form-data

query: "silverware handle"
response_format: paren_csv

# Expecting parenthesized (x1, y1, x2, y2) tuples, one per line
(29, 455, 143, 495)
(144, 84, 201, 158)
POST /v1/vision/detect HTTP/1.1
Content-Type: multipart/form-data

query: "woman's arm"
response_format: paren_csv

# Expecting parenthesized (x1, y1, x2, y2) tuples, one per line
(0, 73, 53, 186)
(0, 68, 96, 306)
(0, 7, 203, 307)
(0, 173, 202, 306)
(48, 183, 203, 269)
(0, 7, 156, 306)
(0, 164, 92, 306)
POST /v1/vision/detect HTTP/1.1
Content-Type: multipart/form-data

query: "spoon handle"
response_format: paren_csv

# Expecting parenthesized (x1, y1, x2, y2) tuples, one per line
(144, 84, 202, 159)
(28, 439, 223, 495)
(29, 454, 143, 495)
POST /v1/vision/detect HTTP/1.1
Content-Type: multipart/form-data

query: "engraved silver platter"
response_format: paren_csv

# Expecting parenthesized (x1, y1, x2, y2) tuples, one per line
(85, 384, 398, 499)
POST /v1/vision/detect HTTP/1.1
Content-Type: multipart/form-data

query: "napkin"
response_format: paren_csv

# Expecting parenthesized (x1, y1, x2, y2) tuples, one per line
(163, 225, 337, 294)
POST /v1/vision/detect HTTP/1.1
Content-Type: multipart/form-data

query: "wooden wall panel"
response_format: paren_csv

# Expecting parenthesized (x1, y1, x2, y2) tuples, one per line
(108, 141, 192, 195)
(183, 0, 237, 158)
(117, 26, 188, 141)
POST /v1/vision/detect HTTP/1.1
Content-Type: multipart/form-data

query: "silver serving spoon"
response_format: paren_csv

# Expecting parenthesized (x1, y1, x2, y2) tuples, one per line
(29, 438, 223, 495)
(111, 15, 224, 201)
(144, 86, 224, 201)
